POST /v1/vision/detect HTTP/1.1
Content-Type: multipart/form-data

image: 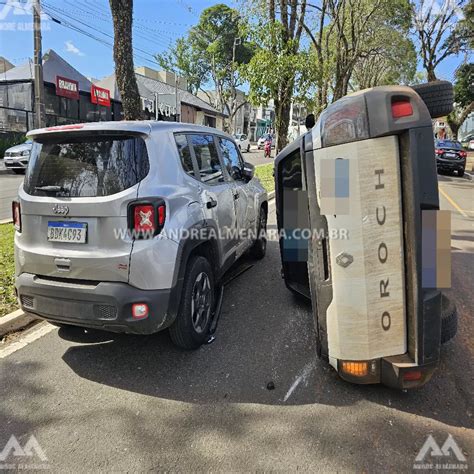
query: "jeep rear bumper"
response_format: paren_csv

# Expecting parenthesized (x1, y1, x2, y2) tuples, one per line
(16, 273, 175, 334)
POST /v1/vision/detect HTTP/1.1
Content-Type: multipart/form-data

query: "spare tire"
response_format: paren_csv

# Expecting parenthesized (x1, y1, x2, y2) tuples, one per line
(441, 293, 457, 344)
(410, 81, 454, 118)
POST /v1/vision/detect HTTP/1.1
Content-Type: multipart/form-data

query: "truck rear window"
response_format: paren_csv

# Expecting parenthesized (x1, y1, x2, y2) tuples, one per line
(24, 134, 149, 197)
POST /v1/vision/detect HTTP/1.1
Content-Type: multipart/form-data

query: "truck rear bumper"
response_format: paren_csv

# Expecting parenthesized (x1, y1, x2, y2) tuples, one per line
(16, 273, 175, 334)
(337, 354, 438, 389)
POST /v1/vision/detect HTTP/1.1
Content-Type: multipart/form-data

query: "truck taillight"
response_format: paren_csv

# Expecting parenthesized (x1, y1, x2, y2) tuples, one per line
(391, 99, 413, 118)
(128, 201, 166, 238)
(12, 201, 21, 232)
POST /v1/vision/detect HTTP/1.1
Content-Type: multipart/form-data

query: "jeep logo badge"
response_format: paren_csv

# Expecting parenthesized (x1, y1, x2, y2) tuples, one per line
(52, 204, 69, 216)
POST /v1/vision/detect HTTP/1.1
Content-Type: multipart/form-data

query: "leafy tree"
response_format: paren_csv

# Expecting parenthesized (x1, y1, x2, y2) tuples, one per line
(412, 0, 468, 82)
(109, 0, 142, 120)
(301, 0, 414, 113)
(156, 38, 208, 95)
(156, 4, 253, 131)
(447, 63, 474, 139)
(243, 0, 307, 152)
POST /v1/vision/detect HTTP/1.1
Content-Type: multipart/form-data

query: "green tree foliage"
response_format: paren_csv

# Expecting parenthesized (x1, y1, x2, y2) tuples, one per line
(447, 63, 474, 139)
(156, 4, 253, 130)
(242, 0, 307, 152)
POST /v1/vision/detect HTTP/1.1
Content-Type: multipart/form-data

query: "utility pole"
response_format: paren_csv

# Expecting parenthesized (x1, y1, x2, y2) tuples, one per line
(33, 0, 46, 129)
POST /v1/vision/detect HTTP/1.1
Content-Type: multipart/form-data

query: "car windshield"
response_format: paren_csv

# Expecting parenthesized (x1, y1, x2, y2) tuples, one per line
(436, 140, 461, 149)
(24, 134, 150, 197)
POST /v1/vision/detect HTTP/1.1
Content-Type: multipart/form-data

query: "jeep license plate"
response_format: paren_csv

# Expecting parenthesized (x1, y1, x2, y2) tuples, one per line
(47, 221, 87, 243)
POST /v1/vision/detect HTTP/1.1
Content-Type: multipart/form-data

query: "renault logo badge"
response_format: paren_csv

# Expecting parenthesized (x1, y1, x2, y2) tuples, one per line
(336, 252, 354, 268)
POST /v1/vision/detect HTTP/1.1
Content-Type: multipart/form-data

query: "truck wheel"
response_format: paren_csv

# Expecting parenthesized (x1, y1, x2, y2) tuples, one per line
(410, 81, 453, 118)
(441, 293, 457, 344)
(169, 256, 214, 350)
(250, 207, 267, 259)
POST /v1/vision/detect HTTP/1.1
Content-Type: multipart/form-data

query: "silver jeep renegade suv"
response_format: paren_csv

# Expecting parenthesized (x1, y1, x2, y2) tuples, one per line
(13, 121, 268, 349)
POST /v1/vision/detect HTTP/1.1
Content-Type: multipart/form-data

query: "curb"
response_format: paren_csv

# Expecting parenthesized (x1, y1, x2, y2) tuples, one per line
(268, 191, 275, 200)
(0, 309, 39, 338)
(0, 219, 13, 225)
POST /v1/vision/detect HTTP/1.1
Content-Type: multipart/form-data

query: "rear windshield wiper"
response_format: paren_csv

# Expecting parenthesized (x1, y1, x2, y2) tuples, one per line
(34, 185, 70, 195)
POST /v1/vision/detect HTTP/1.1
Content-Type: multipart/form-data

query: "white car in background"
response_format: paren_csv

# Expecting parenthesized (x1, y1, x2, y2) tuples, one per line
(234, 134, 251, 153)
(3, 140, 33, 174)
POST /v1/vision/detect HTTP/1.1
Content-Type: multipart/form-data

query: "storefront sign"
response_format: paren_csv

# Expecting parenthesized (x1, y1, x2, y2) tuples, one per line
(91, 84, 111, 107)
(55, 76, 79, 100)
(141, 95, 178, 117)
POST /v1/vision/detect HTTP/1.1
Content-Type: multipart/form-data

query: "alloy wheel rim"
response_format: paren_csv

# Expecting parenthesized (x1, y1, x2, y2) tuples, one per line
(191, 272, 212, 333)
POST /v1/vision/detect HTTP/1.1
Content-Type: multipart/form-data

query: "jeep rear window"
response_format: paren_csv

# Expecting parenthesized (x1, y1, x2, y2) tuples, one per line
(24, 134, 149, 197)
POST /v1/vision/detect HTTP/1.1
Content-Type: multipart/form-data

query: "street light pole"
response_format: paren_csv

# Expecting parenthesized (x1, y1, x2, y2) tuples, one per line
(33, 0, 46, 129)
(231, 37, 241, 133)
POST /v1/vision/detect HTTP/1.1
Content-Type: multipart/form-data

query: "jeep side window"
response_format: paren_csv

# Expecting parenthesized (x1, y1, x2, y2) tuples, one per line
(219, 138, 244, 181)
(190, 134, 224, 184)
(175, 133, 194, 176)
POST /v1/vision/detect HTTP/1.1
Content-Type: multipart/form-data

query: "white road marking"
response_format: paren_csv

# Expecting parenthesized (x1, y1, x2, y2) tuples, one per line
(283, 361, 315, 402)
(0, 322, 56, 359)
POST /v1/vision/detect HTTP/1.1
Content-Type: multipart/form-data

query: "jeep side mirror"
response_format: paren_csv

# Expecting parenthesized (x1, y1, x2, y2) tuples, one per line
(242, 162, 255, 181)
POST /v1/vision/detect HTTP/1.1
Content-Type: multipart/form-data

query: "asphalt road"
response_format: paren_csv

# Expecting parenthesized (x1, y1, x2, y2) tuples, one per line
(0, 173, 472, 471)
(0, 172, 23, 221)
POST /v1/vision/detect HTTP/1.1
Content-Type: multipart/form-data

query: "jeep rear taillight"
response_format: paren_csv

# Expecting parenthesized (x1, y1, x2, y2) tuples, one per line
(134, 205, 155, 233)
(128, 200, 166, 238)
(12, 201, 21, 232)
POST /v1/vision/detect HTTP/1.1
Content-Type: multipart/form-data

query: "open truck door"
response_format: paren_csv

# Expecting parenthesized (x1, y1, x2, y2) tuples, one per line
(275, 83, 457, 389)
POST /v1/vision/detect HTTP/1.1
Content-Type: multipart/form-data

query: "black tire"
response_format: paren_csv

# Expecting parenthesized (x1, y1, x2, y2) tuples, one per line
(247, 144, 250, 152)
(441, 293, 457, 344)
(250, 207, 267, 259)
(458, 169, 465, 177)
(169, 256, 214, 350)
(410, 81, 453, 118)
(12, 169, 25, 175)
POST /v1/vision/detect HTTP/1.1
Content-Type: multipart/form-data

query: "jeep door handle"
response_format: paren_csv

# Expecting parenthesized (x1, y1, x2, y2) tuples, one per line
(206, 198, 218, 209)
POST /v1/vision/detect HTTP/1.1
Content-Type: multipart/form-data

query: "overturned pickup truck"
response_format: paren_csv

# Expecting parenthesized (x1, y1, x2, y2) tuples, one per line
(275, 82, 457, 389)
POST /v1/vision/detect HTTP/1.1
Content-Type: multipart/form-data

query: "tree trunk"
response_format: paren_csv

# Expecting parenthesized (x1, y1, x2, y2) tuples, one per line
(426, 64, 438, 82)
(275, 94, 292, 153)
(109, 0, 142, 120)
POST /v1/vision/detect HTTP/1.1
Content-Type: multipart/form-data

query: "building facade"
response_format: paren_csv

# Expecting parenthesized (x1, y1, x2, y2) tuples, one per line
(0, 51, 225, 134)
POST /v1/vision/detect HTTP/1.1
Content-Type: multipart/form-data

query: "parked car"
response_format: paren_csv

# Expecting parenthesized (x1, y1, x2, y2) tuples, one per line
(468, 139, 474, 151)
(14, 121, 268, 350)
(3, 140, 33, 174)
(435, 139, 467, 176)
(234, 133, 251, 153)
(257, 134, 275, 150)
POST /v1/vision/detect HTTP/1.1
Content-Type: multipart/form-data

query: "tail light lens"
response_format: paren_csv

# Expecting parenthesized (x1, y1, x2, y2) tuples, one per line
(391, 99, 413, 118)
(12, 201, 21, 232)
(133, 205, 155, 232)
(403, 370, 422, 382)
(435, 149, 443, 155)
(341, 361, 369, 377)
(128, 200, 166, 238)
(459, 150, 467, 158)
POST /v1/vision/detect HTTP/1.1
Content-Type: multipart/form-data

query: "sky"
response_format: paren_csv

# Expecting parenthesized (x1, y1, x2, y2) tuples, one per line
(0, 0, 466, 84)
